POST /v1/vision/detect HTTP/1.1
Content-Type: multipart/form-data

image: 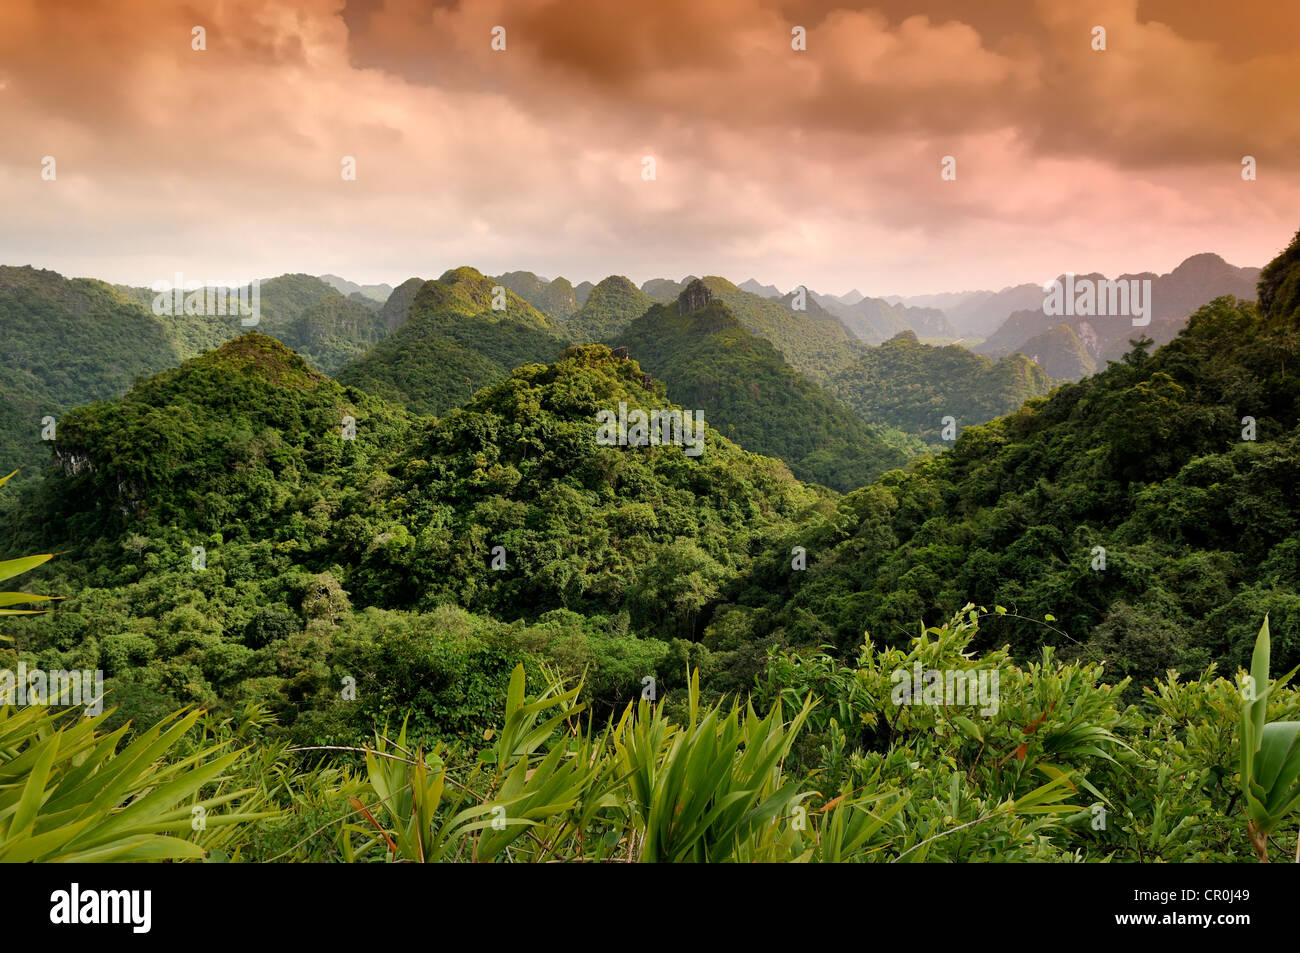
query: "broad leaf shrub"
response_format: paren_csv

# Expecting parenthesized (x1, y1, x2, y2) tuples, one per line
(0, 703, 271, 861)
(757, 606, 1300, 861)
(8, 608, 1295, 862)
(1238, 616, 1300, 861)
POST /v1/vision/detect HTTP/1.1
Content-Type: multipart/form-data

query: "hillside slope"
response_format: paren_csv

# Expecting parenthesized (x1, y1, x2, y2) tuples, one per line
(335, 267, 572, 416)
(0, 266, 186, 477)
(614, 281, 917, 491)
(558, 276, 654, 342)
(829, 331, 1056, 443)
(494, 271, 580, 320)
(978, 254, 1260, 378)
(725, 275, 1300, 687)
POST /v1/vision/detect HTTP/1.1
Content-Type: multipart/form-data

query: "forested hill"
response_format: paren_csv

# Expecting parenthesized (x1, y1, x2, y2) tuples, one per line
(335, 266, 572, 415)
(615, 281, 918, 491)
(828, 330, 1056, 444)
(493, 270, 580, 321)
(34, 332, 820, 588)
(695, 277, 865, 382)
(0, 267, 400, 480)
(116, 272, 392, 373)
(1259, 227, 1300, 324)
(6, 231, 1299, 739)
(379, 276, 426, 331)
(722, 279, 1300, 690)
(557, 275, 655, 342)
(5, 335, 835, 728)
(0, 266, 187, 478)
(23, 333, 417, 546)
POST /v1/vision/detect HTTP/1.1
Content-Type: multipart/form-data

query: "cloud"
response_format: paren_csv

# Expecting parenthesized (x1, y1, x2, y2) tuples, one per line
(0, 0, 1294, 293)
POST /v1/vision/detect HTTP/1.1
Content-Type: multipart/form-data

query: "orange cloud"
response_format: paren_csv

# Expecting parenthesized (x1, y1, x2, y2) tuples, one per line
(0, 0, 1294, 294)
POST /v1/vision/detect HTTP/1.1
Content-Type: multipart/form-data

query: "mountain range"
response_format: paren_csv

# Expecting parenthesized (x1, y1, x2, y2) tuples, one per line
(0, 250, 1265, 493)
(320, 274, 394, 304)
(5, 230, 1298, 733)
(336, 267, 570, 416)
(612, 279, 918, 491)
(828, 331, 1055, 444)
(3, 229, 1299, 868)
(973, 253, 1260, 379)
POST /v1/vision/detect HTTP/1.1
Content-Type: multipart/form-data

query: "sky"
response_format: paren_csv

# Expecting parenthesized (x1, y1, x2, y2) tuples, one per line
(1, 0, 1297, 296)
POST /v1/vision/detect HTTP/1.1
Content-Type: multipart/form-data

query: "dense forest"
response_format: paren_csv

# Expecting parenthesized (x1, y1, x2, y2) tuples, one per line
(334, 267, 574, 415)
(0, 267, 186, 479)
(1, 230, 1299, 862)
(562, 276, 657, 342)
(616, 281, 921, 490)
(725, 290, 1300, 694)
(828, 330, 1056, 444)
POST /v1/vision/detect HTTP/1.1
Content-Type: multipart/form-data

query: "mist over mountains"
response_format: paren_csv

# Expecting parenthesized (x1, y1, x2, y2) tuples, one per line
(973, 254, 1260, 379)
(619, 250, 1258, 368)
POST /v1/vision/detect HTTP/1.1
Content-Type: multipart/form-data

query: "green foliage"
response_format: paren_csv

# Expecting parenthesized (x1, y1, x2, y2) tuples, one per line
(379, 277, 426, 331)
(730, 295, 1300, 685)
(266, 608, 1297, 863)
(1238, 616, 1300, 860)
(755, 607, 1299, 862)
(1258, 227, 1300, 327)
(281, 291, 392, 374)
(2, 338, 828, 733)
(337, 266, 571, 416)
(117, 273, 394, 373)
(494, 271, 579, 321)
(694, 277, 864, 382)
(620, 668, 813, 862)
(1012, 324, 1096, 380)
(829, 330, 1056, 443)
(0, 268, 400, 481)
(0, 469, 59, 623)
(0, 267, 185, 478)
(356, 343, 826, 627)
(341, 662, 895, 863)
(616, 292, 918, 491)
(31, 333, 414, 540)
(8, 603, 1293, 862)
(0, 704, 268, 861)
(7, 239, 1300, 862)
(561, 275, 654, 341)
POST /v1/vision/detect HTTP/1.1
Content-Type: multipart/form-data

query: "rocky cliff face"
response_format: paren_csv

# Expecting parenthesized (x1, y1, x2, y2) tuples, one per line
(677, 279, 713, 313)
